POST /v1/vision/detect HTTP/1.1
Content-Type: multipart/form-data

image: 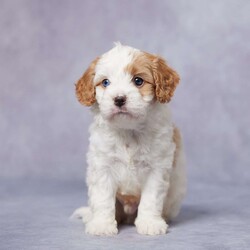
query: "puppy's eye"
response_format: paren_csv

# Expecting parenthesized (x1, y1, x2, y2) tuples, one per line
(133, 77, 144, 87)
(102, 79, 110, 87)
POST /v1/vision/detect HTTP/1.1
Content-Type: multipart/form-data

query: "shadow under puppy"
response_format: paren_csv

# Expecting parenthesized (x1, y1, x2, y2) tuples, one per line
(73, 43, 186, 236)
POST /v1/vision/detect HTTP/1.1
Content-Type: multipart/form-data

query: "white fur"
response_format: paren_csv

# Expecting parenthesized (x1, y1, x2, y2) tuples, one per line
(73, 44, 186, 236)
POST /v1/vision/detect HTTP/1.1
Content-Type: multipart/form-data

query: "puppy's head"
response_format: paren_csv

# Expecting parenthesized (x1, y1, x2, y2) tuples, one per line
(76, 43, 180, 128)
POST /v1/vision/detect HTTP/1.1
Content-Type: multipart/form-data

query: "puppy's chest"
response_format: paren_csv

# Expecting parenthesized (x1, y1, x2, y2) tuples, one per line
(106, 135, 152, 193)
(111, 137, 151, 170)
(95, 126, 172, 194)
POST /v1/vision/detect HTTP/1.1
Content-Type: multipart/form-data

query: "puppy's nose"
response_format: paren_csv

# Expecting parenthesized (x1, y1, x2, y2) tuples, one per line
(114, 96, 126, 107)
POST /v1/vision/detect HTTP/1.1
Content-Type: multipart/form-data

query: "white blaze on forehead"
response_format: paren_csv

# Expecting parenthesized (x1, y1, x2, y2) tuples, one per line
(94, 44, 141, 83)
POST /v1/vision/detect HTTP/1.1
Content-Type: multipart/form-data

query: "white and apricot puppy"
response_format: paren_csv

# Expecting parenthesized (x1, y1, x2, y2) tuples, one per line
(73, 43, 186, 236)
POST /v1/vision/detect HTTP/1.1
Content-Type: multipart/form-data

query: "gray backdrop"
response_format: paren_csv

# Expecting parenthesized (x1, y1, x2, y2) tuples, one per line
(1, 1, 250, 249)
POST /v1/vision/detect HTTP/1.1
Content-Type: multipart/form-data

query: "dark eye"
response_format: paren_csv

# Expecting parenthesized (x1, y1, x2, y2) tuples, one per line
(102, 79, 110, 87)
(133, 77, 144, 87)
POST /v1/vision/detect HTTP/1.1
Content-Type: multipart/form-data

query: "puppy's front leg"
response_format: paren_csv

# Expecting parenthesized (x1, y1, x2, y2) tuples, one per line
(85, 172, 118, 236)
(135, 171, 169, 235)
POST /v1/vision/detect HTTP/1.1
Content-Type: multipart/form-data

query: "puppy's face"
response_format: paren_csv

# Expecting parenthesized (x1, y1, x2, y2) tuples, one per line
(76, 44, 179, 129)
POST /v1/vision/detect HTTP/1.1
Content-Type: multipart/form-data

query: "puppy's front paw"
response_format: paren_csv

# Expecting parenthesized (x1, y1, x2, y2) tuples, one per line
(85, 218, 118, 236)
(135, 216, 168, 235)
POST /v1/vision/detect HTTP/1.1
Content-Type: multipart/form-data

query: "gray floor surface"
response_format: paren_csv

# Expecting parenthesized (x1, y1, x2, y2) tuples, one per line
(1, 178, 250, 250)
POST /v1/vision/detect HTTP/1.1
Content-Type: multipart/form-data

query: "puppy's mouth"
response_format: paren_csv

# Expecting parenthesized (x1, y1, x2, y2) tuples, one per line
(110, 107, 135, 119)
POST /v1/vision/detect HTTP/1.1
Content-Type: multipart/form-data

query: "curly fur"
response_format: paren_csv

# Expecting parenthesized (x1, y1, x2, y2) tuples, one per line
(75, 57, 99, 106)
(153, 56, 180, 103)
(73, 43, 186, 236)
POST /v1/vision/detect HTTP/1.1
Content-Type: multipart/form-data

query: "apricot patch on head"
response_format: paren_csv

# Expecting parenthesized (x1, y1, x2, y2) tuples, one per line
(125, 53, 155, 98)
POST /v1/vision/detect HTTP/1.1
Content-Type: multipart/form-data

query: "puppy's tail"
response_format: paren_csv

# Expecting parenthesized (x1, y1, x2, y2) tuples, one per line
(70, 206, 92, 223)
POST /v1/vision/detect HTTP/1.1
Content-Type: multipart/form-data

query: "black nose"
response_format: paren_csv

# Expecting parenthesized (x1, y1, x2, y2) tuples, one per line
(114, 96, 126, 107)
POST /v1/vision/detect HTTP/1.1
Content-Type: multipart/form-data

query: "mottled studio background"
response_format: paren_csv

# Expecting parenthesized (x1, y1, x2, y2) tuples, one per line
(1, 1, 250, 249)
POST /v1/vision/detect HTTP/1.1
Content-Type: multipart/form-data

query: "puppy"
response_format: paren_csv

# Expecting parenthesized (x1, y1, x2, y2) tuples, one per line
(73, 43, 186, 236)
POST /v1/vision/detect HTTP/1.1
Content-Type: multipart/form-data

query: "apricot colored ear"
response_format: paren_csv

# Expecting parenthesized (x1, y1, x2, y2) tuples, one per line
(153, 57, 180, 103)
(75, 58, 99, 106)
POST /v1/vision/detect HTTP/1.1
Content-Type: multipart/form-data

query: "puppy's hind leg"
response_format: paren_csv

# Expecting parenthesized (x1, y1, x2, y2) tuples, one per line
(163, 127, 186, 221)
(71, 207, 92, 223)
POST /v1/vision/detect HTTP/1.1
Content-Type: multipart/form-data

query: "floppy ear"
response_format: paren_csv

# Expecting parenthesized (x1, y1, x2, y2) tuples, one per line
(75, 57, 99, 106)
(152, 56, 180, 103)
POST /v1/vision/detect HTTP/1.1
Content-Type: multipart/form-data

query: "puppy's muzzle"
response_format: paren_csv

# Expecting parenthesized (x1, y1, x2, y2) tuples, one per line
(114, 96, 126, 107)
